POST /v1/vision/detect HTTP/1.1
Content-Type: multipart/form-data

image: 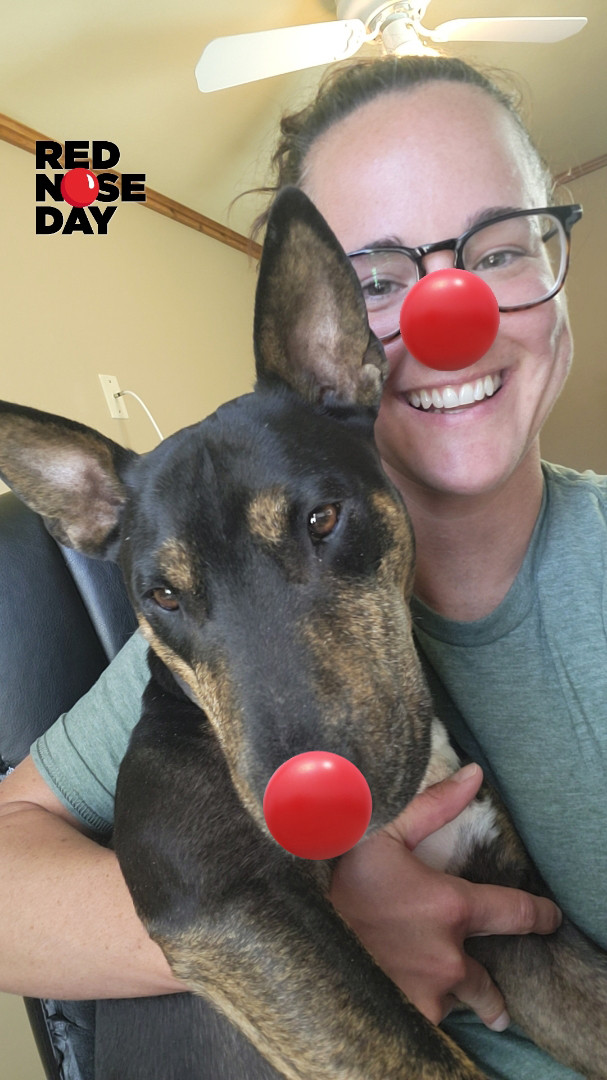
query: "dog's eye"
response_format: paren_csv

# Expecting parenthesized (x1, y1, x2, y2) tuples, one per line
(150, 587, 180, 612)
(308, 503, 340, 541)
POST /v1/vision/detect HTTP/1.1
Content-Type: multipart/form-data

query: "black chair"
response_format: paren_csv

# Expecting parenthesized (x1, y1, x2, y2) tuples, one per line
(0, 490, 138, 1080)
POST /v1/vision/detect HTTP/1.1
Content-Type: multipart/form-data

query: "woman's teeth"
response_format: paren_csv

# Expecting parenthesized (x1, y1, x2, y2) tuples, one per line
(407, 373, 502, 411)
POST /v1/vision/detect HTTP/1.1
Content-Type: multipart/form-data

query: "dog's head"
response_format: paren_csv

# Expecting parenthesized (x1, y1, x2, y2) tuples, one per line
(0, 188, 433, 833)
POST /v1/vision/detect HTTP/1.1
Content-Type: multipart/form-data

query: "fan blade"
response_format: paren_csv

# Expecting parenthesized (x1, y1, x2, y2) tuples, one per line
(195, 20, 366, 92)
(429, 16, 587, 44)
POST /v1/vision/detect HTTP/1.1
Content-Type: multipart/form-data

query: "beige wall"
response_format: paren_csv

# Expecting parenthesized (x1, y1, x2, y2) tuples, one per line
(0, 139, 257, 469)
(541, 166, 607, 470)
(0, 994, 45, 1080)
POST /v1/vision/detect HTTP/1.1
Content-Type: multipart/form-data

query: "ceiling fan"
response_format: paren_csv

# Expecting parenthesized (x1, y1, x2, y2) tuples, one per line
(195, 1, 587, 93)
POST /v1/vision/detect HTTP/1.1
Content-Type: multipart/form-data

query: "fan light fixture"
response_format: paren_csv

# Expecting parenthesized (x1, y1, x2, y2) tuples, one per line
(195, 2, 587, 93)
(340, 1, 435, 52)
(379, 13, 439, 56)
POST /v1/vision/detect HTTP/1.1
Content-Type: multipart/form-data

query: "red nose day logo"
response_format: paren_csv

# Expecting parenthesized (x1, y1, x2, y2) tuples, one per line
(35, 141, 146, 234)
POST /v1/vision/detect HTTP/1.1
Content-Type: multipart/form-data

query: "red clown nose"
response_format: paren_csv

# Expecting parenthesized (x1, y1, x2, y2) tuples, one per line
(60, 168, 100, 208)
(399, 268, 500, 371)
(263, 751, 372, 860)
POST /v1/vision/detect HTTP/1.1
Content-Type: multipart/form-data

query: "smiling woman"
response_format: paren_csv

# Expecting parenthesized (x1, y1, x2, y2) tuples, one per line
(252, 53, 607, 1079)
(303, 92, 571, 505)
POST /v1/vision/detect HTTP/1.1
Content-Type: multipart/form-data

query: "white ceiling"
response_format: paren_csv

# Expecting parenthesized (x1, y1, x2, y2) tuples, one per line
(1, 0, 605, 242)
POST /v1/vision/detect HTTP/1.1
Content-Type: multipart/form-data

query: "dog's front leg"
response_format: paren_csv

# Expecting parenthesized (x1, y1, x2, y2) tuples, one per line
(114, 690, 486, 1080)
(155, 869, 487, 1080)
(460, 810, 607, 1080)
(468, 921, 607, 1080)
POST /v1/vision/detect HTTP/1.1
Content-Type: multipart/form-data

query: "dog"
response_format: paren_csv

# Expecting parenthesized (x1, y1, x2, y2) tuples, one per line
(1, 187, 606, 1080)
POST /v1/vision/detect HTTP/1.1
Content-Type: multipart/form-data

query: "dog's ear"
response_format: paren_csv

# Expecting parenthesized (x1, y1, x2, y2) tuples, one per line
(254, 187, 387, 411)
(0, 401, 136, 559)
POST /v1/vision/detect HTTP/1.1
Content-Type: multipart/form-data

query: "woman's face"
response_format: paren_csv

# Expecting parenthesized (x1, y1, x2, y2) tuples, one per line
(302, 83, 573, 501)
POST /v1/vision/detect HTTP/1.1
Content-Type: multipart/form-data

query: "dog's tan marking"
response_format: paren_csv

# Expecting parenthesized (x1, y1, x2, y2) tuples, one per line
(303, 489, 422, 737)
(156, 537, 196, 593)
(303, 580, 426, 725)
(371, 490, 416, 597)
(248, 489, 311, 584)
(298, 489, 432, 806)
(138, 615, 264, 828)
(190, 656, 265, 827)
(247, 489, 289, 546)
(301, 574, 432, 812)
(156, 924, 480, 1080)
(137, 615, 201, 702)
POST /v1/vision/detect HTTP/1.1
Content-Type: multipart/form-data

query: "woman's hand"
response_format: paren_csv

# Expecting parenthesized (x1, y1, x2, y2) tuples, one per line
(329, 764, 562, 1030)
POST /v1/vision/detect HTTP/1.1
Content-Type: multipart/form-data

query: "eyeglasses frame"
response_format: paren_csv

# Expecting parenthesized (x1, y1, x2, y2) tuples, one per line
(347, 204, 583, 344)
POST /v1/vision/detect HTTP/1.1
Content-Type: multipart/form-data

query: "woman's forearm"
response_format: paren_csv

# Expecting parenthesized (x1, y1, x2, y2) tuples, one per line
(0, 795, 184, 1000)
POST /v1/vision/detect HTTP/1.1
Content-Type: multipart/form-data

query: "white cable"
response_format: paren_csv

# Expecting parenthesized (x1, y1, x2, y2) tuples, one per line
(116, 390, 164, 441)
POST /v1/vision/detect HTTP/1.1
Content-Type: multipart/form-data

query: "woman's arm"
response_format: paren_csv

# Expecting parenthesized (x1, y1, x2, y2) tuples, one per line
(1, 756, 560, 1017)
(0, 755, 184, 999)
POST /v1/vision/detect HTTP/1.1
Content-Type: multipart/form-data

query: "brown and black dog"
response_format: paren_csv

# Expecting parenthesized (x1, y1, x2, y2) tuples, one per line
(1, 188, 606, 1080)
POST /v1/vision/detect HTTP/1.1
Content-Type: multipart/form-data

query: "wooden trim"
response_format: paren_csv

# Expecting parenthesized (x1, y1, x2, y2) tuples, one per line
(555, 153, 607, 185)
(0, 112, 44, 153)
(3, 110, 604, 248)
(0, 112, 261, 259)
(141, 186, 260, 256)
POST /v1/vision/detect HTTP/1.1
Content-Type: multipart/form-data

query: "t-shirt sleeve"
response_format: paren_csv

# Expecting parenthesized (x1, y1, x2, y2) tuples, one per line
(31, 630, 150, 836)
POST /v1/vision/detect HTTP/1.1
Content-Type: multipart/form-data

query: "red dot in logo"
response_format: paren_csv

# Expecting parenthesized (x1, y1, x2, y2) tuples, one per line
(60, 168, 100, 208)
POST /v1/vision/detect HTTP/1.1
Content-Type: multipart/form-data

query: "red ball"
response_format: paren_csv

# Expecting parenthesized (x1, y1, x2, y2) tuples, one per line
(60, 168, 100, 208)
(399, 268, 500, 371)
(263, 751, 372, 860)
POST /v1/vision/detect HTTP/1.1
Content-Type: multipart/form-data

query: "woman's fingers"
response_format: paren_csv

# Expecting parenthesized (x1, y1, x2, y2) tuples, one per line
(449, 954, 511, 1031)
(384, 763, 483, 850)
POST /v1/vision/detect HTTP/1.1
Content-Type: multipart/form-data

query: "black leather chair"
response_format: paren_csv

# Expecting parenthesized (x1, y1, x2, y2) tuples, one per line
(0, 490, 138, 1080)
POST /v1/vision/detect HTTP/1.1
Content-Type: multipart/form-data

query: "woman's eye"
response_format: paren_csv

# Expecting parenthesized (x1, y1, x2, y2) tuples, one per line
(150, 587, 180, 611)
(360, 277, 401, 303)
(474, 247, 524, 272)
(308, 504, 340, 541)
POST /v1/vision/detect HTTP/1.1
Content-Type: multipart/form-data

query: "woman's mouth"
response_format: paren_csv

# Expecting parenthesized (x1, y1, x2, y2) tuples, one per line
(405, 372, 503, 412)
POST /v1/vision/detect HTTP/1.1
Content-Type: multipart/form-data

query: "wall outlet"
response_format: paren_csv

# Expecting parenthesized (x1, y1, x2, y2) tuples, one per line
(98, 374, 128, 419)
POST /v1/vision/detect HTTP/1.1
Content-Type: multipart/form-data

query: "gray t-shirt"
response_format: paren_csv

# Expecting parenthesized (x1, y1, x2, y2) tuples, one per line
(31, 461, 606, 1079)
(414, 462, 607, 1077)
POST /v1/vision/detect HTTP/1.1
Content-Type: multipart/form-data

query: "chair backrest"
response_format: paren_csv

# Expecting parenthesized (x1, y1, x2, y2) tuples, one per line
(0, 491, 138, 1079)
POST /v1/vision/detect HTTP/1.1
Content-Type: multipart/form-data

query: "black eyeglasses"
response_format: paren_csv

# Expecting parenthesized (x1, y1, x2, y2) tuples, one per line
(347, 204, 583, 344)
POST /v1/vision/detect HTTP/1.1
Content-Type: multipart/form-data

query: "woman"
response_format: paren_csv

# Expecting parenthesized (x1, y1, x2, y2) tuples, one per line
(260, 56, 604, 1077)
(0, 56, 602, 1079)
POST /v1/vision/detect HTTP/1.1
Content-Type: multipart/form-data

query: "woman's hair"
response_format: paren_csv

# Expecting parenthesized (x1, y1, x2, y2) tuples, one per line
(250, 55, 552, 238)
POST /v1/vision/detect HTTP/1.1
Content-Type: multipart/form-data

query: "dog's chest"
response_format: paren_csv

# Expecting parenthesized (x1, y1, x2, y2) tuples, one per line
(414, 720, 499, 875)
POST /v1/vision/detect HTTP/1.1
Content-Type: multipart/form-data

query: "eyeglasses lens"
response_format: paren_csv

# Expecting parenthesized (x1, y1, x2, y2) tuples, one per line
(349, 212, 567, 344)
(462, 213, 565, 309)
